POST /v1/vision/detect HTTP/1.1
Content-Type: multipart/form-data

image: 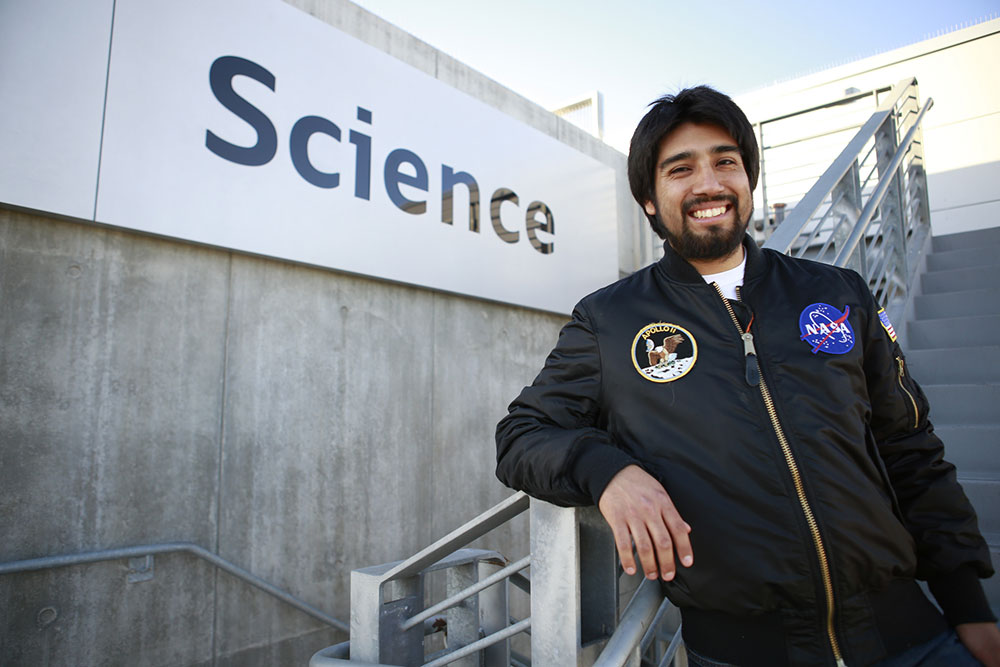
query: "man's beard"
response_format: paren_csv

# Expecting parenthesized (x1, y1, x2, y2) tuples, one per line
(661, 195, 751, 262)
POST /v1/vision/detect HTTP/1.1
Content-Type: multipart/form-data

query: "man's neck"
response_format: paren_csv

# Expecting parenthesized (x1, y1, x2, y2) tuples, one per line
(686, 245, 745, 276)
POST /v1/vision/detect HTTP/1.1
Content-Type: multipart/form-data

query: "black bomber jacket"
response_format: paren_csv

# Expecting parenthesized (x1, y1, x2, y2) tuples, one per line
(496, 237, 994, 666)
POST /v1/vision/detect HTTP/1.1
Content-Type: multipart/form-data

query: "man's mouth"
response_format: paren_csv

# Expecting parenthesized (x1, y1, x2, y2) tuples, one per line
(690, 205, 729, 219)
(683, 196, 738, 222)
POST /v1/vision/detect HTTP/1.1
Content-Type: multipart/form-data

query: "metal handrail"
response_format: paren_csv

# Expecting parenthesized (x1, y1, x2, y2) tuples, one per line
(400, 555, 531, 631)
(761, 77, 934, 324)
(755, 84, 892, 239)
(593, 578, 669, 667)
(764, 78, 920, 254)
(329, 492, 684, 666)
(422, 618, 533, 667)
(384, 491, 529, 581)
(0, 541, 348, 631)
(833, 98, 933, 265)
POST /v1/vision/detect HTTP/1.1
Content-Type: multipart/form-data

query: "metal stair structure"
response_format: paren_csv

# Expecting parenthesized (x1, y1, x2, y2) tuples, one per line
(903, 225, 1000, 615)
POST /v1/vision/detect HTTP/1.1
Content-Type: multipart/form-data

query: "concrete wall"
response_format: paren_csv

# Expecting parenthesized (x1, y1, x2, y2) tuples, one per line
(0, 1, 648, 664)
(736, 19, 1000, 236)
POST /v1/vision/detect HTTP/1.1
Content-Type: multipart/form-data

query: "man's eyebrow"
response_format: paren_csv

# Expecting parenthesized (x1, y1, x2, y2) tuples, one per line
(658, 144, 740, 171)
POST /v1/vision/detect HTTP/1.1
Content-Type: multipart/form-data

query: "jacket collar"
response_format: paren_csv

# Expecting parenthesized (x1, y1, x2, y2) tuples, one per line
(654, 234, 768, 285)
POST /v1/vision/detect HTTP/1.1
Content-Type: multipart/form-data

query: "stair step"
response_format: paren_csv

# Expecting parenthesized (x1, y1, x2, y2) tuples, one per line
(907, 315, 1000, 350)
(938, 425, 1000, 474)
(957, 476, 1000, 535)
(923, 384, 1000, 425)
(913, 288, 1000, 320)
(904, 347, 1000, 384)
(932, 227, 1000, 252)
(921, 264, 1000, 294)
(926, 244, 1000, 272)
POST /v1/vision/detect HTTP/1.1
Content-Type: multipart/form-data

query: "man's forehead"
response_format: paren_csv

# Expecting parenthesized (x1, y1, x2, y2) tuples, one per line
(657, 122, 739, 157)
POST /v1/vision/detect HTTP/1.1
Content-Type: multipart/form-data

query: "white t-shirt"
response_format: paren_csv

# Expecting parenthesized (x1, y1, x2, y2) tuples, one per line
(701, 252, 747, 300)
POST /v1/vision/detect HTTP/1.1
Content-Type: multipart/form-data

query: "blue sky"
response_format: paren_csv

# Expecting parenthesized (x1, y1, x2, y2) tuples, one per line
(349, 0, 998, 151)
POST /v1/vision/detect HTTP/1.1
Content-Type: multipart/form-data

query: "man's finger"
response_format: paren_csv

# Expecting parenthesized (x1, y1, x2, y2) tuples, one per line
(629, 524, 660, 579)
(612, 526, 638, 575)
(663, 510, 694, 569)
(641, 511, 681, 580)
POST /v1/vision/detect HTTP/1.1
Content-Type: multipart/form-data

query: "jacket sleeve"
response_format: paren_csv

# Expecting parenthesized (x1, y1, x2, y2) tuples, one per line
(858, 275, 995, 625)
(495, 301, 639, 507)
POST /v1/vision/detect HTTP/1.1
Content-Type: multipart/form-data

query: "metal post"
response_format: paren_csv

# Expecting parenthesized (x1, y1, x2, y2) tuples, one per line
(758, 122, 770, 240)
(530, 501, 619, 666)
(831, 161, 862, 270)
(478, 559, 510, 667)
(445, 563, 480, 667)
(350, 564, 425, 666)
(874, 107, 906, 293)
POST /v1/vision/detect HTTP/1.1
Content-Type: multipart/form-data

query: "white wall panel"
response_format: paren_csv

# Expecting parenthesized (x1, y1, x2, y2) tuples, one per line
(94, 0, 617, 314)
(0, 0, 114, 219)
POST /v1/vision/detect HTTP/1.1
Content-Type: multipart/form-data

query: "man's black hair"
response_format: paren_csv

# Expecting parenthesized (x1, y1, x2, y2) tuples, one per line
(627, 86, 759, 240)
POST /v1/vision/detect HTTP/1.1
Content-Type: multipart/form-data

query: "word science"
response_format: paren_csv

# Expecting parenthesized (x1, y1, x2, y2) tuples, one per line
(206, 56, 555, 255)
(48, 0, 618, 314)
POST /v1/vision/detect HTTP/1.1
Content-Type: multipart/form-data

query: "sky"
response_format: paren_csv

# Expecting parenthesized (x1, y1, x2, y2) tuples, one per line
(349, 0, 998, 152)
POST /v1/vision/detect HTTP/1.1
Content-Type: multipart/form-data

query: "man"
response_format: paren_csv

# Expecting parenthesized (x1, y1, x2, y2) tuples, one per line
(495, 86, 999, 666)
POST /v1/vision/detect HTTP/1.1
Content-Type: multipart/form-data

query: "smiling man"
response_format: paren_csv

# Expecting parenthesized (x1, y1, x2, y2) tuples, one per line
(496, 86, 998, 666)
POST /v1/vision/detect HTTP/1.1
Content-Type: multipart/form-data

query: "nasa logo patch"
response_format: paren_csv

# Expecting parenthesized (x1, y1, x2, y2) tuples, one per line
(631, 322, 698, 383)
(798, 303, 855, 355)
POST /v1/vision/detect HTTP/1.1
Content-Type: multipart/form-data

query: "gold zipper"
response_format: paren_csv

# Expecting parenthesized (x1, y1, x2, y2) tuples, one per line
(714, 284, 846, 666)
(896, 357, 919, 429)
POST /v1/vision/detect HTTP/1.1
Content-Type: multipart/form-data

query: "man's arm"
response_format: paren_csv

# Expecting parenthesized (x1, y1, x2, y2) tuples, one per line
(858, 276, 995, 629)
(956, 622, 1000, 666)
(495, 305, 633, 506)
(496, 303, 694, 580)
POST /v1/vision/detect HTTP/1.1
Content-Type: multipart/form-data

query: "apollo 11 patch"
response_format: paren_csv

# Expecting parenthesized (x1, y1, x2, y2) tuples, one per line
(631, 322, 698, 382)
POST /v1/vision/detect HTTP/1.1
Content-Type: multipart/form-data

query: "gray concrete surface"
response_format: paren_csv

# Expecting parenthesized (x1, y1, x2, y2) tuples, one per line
(0, 205, 566, 665)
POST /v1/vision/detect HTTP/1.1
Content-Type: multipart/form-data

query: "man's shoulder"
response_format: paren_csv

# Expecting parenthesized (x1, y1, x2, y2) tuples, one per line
(760, 248, 866, 288)
(575, 263, 660, 313)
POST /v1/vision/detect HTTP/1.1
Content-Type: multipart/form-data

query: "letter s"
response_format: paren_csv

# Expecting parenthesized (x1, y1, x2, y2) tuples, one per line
(205, 56, 277, 166)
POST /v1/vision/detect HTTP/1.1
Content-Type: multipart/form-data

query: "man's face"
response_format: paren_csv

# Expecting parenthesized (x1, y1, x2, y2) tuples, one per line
(643, 122, 753, 262)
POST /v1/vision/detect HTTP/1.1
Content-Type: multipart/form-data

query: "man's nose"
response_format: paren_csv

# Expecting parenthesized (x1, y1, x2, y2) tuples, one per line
(692, 166, 725, 195)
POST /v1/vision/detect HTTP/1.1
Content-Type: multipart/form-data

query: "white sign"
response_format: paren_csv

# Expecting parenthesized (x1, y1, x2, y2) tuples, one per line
(4, 0, 618, 314)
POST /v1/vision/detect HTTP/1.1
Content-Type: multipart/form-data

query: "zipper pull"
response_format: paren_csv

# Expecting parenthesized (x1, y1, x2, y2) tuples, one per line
(742, 332, 760, 386)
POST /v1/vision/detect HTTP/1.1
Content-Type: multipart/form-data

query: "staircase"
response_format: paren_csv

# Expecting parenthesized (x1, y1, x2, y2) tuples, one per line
(903, 225, 1000, 615)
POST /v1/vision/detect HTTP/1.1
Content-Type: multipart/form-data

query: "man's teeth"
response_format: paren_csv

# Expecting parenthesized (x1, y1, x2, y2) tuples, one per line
(691, 206, 727, 219)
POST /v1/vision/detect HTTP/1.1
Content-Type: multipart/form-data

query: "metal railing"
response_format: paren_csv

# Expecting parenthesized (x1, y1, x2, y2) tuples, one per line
(0, 541, 348, 631)
(761, 78, 934, 323)
(754, 84, 892, 240)
(312, 493, 685, 667)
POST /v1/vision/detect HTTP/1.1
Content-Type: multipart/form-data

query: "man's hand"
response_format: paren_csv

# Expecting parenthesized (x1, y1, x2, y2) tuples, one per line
(597, 465, 693, 581)
(956, 622, 1000, 666)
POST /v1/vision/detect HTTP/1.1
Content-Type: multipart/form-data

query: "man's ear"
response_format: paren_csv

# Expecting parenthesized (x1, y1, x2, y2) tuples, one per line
(643, 201, 656, 217)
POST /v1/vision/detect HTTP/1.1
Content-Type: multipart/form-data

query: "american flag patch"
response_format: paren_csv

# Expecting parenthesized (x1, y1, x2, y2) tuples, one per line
(878, 308, 897, 342)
